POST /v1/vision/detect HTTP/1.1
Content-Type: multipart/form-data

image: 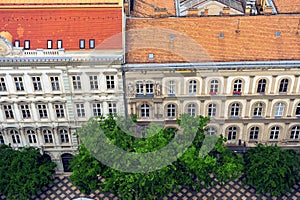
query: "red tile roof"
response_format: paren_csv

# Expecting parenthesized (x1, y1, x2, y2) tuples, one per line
(131, 0, 176, 17)
(272, 0, 300, 14)
(126, 15, 300, 63)
(0, 8, 122, 50)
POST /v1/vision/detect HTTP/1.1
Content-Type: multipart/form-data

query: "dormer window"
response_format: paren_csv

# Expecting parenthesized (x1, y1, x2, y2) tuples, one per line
(14, 40, 20, 48)
(79, 39, 85, 49)
(89, 39, 95, 49)
(57, 40, 63, 49)
(47, 40, 52, 49)
(24, 40, 30, 50)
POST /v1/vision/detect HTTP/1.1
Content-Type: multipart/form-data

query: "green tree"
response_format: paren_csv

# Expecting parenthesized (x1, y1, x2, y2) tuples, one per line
(0, 145, 56, 200)
(244, 144, 300, 196)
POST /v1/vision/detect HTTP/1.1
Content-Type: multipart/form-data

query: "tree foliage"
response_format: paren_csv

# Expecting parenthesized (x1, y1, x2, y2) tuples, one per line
(70, 114, 244, 199)
(244, 144, 300, 196)
(0, 145, 56, 200)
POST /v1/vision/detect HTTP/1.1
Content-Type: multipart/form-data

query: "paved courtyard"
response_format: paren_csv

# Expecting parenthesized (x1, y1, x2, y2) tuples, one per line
(1, 175, 299, 200)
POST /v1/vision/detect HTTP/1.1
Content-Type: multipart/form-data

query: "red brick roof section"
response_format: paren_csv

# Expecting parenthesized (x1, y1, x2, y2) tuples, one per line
(126, 16, 300, 63)
(272, 0, 300, 14)
(0, 8, 122, 50)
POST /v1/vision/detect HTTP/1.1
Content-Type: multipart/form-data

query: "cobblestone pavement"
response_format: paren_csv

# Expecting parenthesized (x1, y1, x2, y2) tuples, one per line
(1, 176, 299, 200)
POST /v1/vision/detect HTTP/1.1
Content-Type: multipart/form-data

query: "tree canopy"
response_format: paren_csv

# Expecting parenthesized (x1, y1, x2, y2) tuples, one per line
(0, 145, 56, 200)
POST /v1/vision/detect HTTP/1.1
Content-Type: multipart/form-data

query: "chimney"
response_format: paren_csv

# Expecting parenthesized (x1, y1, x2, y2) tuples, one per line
(222, 6, 230, 16)
(187, 8, 199, 17)
(124, 1, 130, 16)
(154, 7, 168, 18)
(245, 5, 251, 15)
(204, 8, 209, 16)
(264, 6, 273, 15)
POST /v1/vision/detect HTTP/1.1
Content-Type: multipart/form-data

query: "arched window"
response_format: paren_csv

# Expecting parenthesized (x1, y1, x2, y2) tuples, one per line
(167, 104, 176, 118)
(296, 103, 300, 116)
(257, 79, 267, 93)
(141, 103, 150, 118)
(290, 126, 300, 140)
(274, 102, 285, 117)
(279, 79, 289, 93)
(208, 103, 217, 117)
(0, 131, 4, 144)
(10, 129, 21, 144)
(187, 103, 196, 117)
(27, 129, 37, 144)
(210, 80, 219, 93)
(60, 129, 70, 143)
(188, 80, 197, 94)
(230, 103, 240, 117)
(233, 79, 242, 92)
(206, 127, 216, 135)
(253, 102, 264, 117)
(227, 126, 237, 141)
(43, 129, 53, 144)
(270, 126, 280, 140)
(249, 126, 259, 140)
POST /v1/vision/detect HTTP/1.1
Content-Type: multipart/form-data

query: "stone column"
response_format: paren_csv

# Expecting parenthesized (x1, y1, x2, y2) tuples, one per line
(286, 99, 295, 117)
(220, 99, 226, 118)
(248, 76, 255, 94)
(265, 99, 273, 118)
(270, 75, 278, 94)
(292, 75, 299, 94)
(201, 76, 206, 95)
(244, 99, 251, 118)
(223, 76, 228, 95)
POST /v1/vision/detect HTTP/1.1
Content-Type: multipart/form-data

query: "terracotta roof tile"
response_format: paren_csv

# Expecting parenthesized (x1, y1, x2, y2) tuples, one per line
(131, 0, 176, 17)
(0, 8, 122, 50)
(126, 16, 300, 63)
(272, 0, 300, 14)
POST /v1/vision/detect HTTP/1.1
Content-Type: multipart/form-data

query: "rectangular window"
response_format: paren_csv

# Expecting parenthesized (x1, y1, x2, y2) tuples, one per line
(136, 81, 143, 94)
(0, 77, 7, 91)
(14, 40, 20, 48)
(37, 104, 48, 118)
(47, 40, 52, 49)
(3, 105, 14, 119)
(24, 40, 30, 50)
(92, 103, 102, 116)
(108, 103, 117, 114)
(14, 77, 24, 91)
(168, 80, 175, 95)
(50, 76, 60, 91)
(106, 75, 115, 89)
(57, 40, 63, 49)
(89, 76, 98, 90)
(145, 81, 154, 94)
(89, 39, 95, 49)
(20, 104, 31, 119)
(76, 103, 85, 117)
(79, 39, 85, 49)
(54, 104, 65, 118)
(32, 76, 42, 91)
(72, 75, 82, 90)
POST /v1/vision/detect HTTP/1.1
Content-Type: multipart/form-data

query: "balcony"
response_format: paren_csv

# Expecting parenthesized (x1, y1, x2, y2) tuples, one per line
(209, 91, 217, 95)
(232, 91, 242, 96)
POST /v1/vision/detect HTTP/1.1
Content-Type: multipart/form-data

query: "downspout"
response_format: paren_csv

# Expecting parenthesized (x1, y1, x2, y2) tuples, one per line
(122, 3, 129, 118)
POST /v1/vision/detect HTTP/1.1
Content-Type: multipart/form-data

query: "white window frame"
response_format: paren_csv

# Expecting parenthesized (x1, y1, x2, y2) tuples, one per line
(50, 76, 60, 91)
(27, 129, 37, 144)
(14, 76, 24, 91)
(47, 40, 52, 49)
(89, 75, 98, 90)
(20, 104, 31, 119)
(72, 75, 82, 90)
(60, 129, 70, 143)
(54, 104, 65, 118)
(141, 103, 150, 118)
(279, 79, 289, 93)
(167, 104, 176, 118)
(210, 80, 219, 93)
(274, 102, 285, 117)
(227, 126, 237, 141)
(3, 104, 14, 119)
(32, 76, 43, 91)
(136, 81, 144, 95)
(37, 104, 48, 119)
(106, 75, 115, 89)
(249, 127, 259, 140)
(108, 103, 117, 114)
(208, 103, 217, 117)
(43, 129, 53, 144)
(92, 103, 102, 117)
(270, 126, 280, 140)
(0, 77, 7, 91)
(253, 102, 263, 117)
(187, 103, 196, 117)
(10, 129, 21, 144)
(233, 79, 242, 92)
(76, 103, 85, 118)
(57, 40, 63, 49)
(290, 126, 300, 140)
(257, 79, 267, 93)
(188, 80, 197, 94)
(230, 103, 240, 117)
(168, 80, 175, 95)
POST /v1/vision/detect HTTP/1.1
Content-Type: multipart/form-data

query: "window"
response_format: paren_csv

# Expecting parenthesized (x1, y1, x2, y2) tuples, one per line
(47, 40, 52, 49)
(76, 103, 85, 117)
(89, 39, 95, 49)
(54, 104, 65, 118)
(279, 79, 289, 93)
(270, 126, 280, 140)
(148, 54, 154, 60)
(188, 80, 197, 94)
(210, 80, 219, 93)
(290, 126, 300, 140)
(106, 75, 115, 89)
(27, 130, 37, 144)
(14, 40, 20, 47)
(276, 31, 281, 37)
(0, 77, 7, 91)
(89, 76, 98, 90)
(145, 81, 154, 94)
(208, 103, 217, 117)
(230, 103, 240, 117)
(3, 105, 14, 119)
(72, 75, 81, 90)
(206, 127, 216, 135)
(20, 104, 31, 119)
(57, 40, 63, 49)
(108, 103, 117, 114)
(24, 40, 30, 49)
(249, 127, 259, 140)
(92, 103, 102, 116)
(274, 102, 285, 117)
(167, 104, 176, 118)
(136, 81, 144, 95)
(253, 102, 264, 117)
(296, 103, 300, 116)
(50, 76, 60, 91)
(219, 32, 224, 38)
(187, 103, 196, 117)
(141, 103, 150, 117)
(10, 129, 21, 144)
(60, 129, 70, 143)
(227, 126, 237, 140)
(0, 132, 4, 144)
(168, 80, 175, 95)
(37, 104, 48, 118)
(79, 39, 85, 49)
(43, 129, 53, 144)
(233, 79, 242, 92)
(257, 79, 267, 93)
(32, 76, 42, 91)
(14, 77, 24, 91)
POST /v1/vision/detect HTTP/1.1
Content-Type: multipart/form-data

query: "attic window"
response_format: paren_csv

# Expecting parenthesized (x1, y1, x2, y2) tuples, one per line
(24, 40, 30, 50)
(47, 40, 52, 49)
(170, 34, 174, 40)
(148, 54, 154, 60)
(89, 39, 95, 49)
(276, 31, 281, 37)
(201, 11, 205, 16)
(14, 40, 20, 48)
(79, 39, 85, 49)
(57, 40, 63, 49)
(219, 32, 224, 38)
